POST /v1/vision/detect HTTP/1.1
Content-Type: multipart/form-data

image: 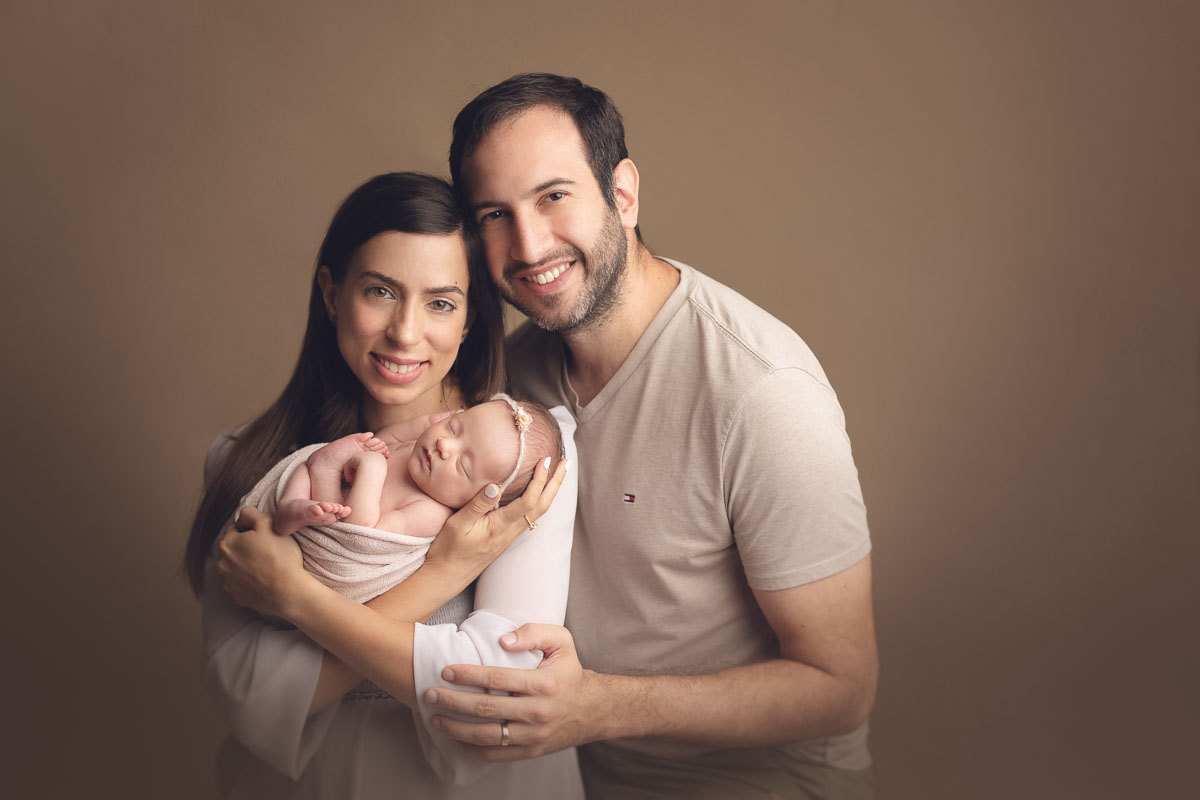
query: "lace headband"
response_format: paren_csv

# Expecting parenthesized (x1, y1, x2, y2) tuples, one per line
(491, 392, 532, 493)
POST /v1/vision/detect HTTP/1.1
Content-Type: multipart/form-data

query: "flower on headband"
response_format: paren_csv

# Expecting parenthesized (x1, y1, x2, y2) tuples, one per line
(514, 406, 532, 433)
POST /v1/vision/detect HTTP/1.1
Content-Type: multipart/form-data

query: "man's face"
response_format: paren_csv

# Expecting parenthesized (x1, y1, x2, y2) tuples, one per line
(462, 106, 628, 332)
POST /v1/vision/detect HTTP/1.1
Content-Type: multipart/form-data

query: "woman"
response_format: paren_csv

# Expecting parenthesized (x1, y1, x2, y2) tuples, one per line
(184, 173, 582, 798)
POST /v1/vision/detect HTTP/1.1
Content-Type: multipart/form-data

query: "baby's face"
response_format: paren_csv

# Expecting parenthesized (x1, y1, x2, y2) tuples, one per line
(408, 400, 520, 508)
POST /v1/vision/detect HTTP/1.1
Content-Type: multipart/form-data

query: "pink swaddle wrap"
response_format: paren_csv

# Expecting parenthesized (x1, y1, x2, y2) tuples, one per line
(240, 443, 433, 603)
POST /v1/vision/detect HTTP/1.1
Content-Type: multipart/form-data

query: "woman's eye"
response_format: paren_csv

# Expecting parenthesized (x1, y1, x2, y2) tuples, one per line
(366, 286, 393, 299)
(428, 298, 456, 313)
(546, 191, 566, 202)
(479, 209, 505, 224)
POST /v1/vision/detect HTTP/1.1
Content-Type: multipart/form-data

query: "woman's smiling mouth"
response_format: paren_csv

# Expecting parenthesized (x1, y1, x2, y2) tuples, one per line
(371, 353, 428, 385)
(373, 353, 424, 373)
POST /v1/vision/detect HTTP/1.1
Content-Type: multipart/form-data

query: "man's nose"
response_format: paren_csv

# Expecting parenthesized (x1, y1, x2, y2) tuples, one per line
(510, 211, 553, 266)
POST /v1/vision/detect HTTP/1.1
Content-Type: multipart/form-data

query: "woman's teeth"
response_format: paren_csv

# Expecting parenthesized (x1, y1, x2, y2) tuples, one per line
(378, 357, 421, 374)
(529, 264, 567, 284)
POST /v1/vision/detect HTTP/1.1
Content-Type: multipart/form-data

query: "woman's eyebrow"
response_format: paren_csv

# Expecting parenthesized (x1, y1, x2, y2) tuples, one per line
(360, 270, 403, 290)
(424, 285, 466, 297)
(359, 271, 464, 297)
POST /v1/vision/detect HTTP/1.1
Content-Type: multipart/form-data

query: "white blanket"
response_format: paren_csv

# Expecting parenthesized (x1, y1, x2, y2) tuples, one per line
(241, 443, 433, 603)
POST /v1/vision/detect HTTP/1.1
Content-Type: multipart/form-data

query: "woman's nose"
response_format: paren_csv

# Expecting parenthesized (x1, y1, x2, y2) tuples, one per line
(388, 303, 422, 344)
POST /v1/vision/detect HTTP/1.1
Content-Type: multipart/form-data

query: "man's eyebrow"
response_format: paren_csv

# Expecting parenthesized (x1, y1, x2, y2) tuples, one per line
(469, 178, 577, 213)
(359, 271, 464, 296)
(532, 178, 575, 194)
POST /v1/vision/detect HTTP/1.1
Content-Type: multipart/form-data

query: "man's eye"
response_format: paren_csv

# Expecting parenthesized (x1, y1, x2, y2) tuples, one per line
(479, 210, 505, 223)
(546, 191, 566, 202)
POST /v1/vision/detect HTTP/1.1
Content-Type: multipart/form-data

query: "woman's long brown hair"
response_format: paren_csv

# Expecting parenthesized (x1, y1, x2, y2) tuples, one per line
(183, 173, 506, 595)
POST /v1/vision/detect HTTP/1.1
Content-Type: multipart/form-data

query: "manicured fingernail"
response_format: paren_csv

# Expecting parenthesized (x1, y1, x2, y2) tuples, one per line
(442, 667, 455, 681)
(543, 456, 551, 469)
(484, 484, 499, 499)
(564, 459, 572, 473)
(501, 632, 517, 646)
(424, 688, 438, 703)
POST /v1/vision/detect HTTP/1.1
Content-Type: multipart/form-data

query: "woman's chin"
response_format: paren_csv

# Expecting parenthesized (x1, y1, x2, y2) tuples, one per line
(364, 376, 449, 417)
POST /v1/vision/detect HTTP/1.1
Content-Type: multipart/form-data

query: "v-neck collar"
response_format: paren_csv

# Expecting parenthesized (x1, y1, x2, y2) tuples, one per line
(558, 259, 694, 424)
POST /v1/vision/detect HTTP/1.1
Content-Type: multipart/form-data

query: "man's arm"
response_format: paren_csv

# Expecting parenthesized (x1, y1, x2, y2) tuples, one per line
(425, 554, 877, 759)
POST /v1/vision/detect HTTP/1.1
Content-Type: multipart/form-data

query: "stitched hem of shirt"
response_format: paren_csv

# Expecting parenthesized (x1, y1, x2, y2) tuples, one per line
(746, 540, 872, 592)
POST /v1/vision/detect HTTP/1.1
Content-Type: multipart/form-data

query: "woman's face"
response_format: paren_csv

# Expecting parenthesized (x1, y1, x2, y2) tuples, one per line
(320, 231, 472, 426)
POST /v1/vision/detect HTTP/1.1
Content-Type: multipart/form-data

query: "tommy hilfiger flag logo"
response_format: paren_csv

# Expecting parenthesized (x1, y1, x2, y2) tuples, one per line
(622, 493, 636, 503)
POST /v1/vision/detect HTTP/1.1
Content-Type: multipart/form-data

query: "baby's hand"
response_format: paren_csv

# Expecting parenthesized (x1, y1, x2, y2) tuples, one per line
(361, 434, 390, 459)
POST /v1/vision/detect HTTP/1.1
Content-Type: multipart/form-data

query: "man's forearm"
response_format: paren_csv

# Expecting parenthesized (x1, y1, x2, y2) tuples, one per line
(587, 657, 873, 748)
(429, 561, 878, 756)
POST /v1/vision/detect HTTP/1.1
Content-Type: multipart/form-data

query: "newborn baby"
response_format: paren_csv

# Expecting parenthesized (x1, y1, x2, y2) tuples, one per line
(240, 393, 563, 602)
(273, 393, 563, 539)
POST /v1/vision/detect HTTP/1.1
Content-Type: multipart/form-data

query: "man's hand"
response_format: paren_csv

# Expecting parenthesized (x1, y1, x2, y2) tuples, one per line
(425, 623, 596, 761)
(216, 506, 311, 619)
(423, 457, 568, 595)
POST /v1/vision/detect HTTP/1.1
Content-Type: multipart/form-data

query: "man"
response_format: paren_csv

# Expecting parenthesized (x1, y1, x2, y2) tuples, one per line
(426, 73, 878, 798)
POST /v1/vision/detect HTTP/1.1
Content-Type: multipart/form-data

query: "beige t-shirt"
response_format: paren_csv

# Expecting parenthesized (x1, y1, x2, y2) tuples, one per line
(507, 260, 872, 770)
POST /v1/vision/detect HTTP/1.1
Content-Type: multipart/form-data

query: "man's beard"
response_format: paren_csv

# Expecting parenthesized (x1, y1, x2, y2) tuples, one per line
(501, 207, 628, 333)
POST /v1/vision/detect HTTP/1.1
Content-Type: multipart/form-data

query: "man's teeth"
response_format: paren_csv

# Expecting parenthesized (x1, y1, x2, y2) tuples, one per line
(529, 264, 567, 285)
(379, 357, 420, 374)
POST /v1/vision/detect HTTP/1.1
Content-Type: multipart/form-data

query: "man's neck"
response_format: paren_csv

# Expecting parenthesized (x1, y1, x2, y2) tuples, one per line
(562, 245, 680, 406)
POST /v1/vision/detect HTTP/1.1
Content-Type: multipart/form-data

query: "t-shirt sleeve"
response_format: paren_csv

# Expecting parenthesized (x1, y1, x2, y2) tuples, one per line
(199, 432, 339, 779)
(410, 407, 578, 785)
(723, 368, 871, 590)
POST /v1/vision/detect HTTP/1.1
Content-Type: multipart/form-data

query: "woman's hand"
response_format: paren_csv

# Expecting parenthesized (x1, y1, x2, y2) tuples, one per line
(423, 456, 570, 594)
(217, 506, 313, 619)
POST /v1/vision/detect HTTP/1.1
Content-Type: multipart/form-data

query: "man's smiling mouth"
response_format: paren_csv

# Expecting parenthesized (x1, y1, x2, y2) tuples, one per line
(523, 261, 574, 285)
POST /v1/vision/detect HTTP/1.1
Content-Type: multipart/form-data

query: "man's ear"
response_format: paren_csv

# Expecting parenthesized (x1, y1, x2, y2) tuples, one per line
(611, 158, 640, 229)
(316, 266, 338, 323)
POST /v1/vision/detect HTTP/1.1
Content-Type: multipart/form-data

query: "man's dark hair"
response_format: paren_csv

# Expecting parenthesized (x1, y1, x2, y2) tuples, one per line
(450, 73, 631, 210)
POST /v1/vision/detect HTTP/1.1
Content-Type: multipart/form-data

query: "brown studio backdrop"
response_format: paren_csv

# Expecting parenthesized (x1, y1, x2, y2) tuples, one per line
(1, 2, 1196, 798)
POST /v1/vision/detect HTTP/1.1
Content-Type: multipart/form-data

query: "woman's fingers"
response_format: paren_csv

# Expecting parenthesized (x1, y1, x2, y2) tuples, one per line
(426, 456, 569, 586)
(531, 458, 570, 516)
(496, 456, 570, 530)
(457, 482, 502, 522)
